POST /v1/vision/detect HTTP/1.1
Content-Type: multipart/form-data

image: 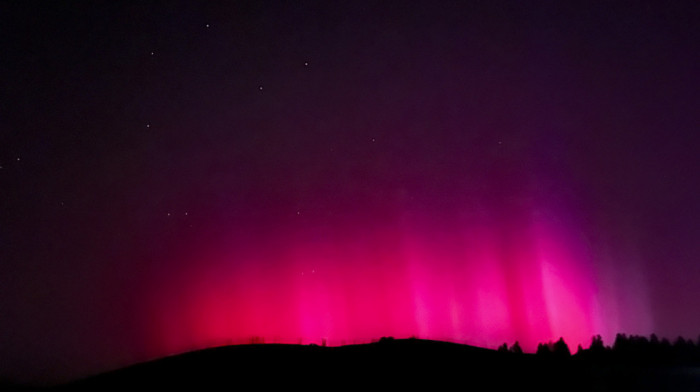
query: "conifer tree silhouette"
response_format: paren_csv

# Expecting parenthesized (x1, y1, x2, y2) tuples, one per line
(553, 337, 571, 357)
(509, 341, 523, 355)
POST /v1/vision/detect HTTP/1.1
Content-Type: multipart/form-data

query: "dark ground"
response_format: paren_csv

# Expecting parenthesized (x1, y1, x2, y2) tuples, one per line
(15, 339, 690, 391)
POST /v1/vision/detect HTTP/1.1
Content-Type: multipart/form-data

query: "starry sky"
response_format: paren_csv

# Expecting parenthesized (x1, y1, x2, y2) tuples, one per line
(1, 1, 699, 385)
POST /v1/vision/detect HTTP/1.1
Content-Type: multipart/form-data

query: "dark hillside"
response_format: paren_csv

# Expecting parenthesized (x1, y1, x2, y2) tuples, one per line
(59, 339, 700, 391)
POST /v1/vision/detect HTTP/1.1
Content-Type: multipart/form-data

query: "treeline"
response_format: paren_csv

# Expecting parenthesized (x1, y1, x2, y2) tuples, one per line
(498, 334, 700, 364)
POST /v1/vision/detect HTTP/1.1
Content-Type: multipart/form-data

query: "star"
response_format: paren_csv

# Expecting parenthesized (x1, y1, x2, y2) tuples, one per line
(304, 61, 309, 66)
(259, 86, 263, 91)
(205, 24, 210, 28)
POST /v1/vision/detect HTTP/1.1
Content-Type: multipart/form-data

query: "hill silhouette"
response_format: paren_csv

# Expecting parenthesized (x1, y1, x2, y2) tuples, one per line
(53, 337, 700, 391)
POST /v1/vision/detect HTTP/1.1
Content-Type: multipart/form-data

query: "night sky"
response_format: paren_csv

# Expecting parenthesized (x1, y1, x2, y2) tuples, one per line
(1, 1, 699, 385)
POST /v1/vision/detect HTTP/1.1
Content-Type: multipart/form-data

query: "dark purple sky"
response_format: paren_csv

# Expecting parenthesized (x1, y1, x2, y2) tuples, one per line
(1, 1, 698, 385)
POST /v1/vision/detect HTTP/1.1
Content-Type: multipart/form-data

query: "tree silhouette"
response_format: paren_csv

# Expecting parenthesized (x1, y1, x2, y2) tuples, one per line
(538, 333, 700, 364)
(589, 334, 606, 353)
(552, 337, 571, 357)
(613, 333, 628, 352)
(650, 333, 659, 345)
(536, 342, 552, 356)
(509, 341, 523, 355)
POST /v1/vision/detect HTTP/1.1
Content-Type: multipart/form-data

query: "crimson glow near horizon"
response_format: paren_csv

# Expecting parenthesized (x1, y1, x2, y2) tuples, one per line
(148, 205, 652, 354)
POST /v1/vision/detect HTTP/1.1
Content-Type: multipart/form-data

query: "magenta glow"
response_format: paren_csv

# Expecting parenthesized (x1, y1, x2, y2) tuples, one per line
(146, 210, 652, 356)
